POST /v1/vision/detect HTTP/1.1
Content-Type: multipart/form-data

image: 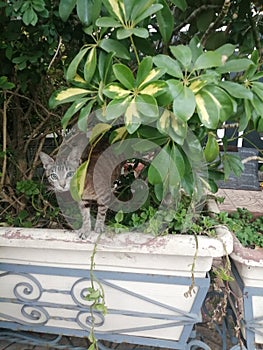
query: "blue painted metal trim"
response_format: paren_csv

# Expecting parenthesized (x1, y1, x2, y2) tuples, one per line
(231, 262, 263, 350)
(0, 262, 210, 349)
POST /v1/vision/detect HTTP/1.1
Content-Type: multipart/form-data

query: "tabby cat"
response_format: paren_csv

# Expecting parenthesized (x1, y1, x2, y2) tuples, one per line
(40, 140, 122, 239)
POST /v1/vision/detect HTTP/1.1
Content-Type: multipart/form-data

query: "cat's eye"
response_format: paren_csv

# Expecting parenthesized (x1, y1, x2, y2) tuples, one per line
(49, 173, 58, 181)
(66, 171, 75, 178)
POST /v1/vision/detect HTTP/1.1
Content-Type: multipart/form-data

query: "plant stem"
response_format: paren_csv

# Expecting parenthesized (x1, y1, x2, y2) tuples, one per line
(1, 91, 8, 189)
(130, 35, 140, 65)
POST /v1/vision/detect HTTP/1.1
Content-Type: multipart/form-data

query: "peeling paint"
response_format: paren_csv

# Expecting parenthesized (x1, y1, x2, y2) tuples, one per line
(2, 230, 33, 240)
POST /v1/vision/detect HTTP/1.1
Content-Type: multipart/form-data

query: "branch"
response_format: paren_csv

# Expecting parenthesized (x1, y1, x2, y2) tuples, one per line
(27, 136, 46, 180)
(249, 9, 262, 62)
(242, 156, 263, 164)
(1, 88, 19, 189)
(173, 4, 220, 36)
(48, 35, 63, 71)
(5, 90, 60, 119)
(201, 0, 231, 47)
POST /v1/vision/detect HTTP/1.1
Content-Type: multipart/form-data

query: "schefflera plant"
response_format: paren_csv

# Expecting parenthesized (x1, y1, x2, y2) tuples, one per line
(49, 0, 263, 205)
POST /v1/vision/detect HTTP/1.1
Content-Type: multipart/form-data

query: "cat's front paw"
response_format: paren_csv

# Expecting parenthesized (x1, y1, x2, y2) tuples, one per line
(94, 222, 105, 233)
(76, 228, 95, 240)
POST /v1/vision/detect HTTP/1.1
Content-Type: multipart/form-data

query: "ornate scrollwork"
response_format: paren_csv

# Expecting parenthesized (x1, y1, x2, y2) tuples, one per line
(71, 277, 97, 307)
(0, 271, 43, 301)
(21, 304, 49, 325)
(0, 305, 49, 325)
(14, 273, 42, 301)
(76, 311, 105, 330)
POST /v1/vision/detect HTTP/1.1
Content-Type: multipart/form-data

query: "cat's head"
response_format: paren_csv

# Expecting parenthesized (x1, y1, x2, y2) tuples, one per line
(40, 152, 79, 192)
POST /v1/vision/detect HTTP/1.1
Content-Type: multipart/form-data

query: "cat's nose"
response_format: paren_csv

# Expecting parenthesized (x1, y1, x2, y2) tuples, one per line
(59, 180, 66, 188)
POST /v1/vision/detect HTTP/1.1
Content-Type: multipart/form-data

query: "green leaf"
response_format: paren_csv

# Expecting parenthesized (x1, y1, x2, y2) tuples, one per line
(113, 64, 134, 89)
(66, 47, 90, 81)
(238, 100, 251, 131)
(171, 143, 185, 178)
(109, 126, 127, 143)
(157, 110, 187, 145)
(77, 0, 101, 25)
(99, 39, 130, 60)
(84, 47, 97, 83)
(77, 100, 96, 131)
(102, 0, 125, 22)
(132, 28, 149, 39)
(189, 37, 203, 62)
(249, 71, 263, 81)
(135, 94, 159, 118)
(217, 58, 254, 74)
(222, 153, 244, 179)
(123, 0, 137, 20)
(166, 79, 183, 99)
(195, 89, 219, 129)
(220, 81, 253, 99)
(156, 0, 174, 43)
(169, 0, 187, 11)
(61, 98, 89, 129)
(103, 83, 131, 99)
(203, 85, 236, 122)
(90, 123, 111, 144)
(124, 100, 141, 133)
(114, 210, 124, 223)
(153, 55, 183, 79)
(104, 97, 131, 120)
(117, 27, 149, 39)
(172, 84, 196, 121)
(257, 117, 263, 132)
(194, 51, 223, 70)
(148, 143, 181, 197)
(49, 88, 90, 108)
(94, 303, 107, 315)
(98, 52, 114, 83)
(86, 288, 101, 300)
(183, 132, 204, 164)
(32, 0, 46, 12)
(77, 0, 94, 25)
(59, 0, 77, 21)
(70, 160, 89, 201)
(133, 4, 163, 25)
(169, 45, 192, 69)
(251, 92, 263, 115)
(130, 0, 154, 20)
(22, 8, 38, 25)
(96, 16, 122, 27)
(136, 57, 153, 86)
(139, 81, 167, 97)
(138, 68, 166, 89)
(215, 43, 236, 58)
(251, 82, 263, 101)
(0, 76, 15, 90)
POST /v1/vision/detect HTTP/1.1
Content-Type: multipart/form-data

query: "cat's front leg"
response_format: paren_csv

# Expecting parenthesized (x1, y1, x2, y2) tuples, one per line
(77, 201, 92, 239)
(94, 204, 107, 233)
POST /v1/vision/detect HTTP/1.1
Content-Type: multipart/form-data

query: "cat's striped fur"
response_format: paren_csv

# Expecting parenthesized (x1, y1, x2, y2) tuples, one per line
(40, 139, 122, 239)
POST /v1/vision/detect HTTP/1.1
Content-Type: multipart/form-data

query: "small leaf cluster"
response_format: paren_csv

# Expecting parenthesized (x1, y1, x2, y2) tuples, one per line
(6, 0, 48, 26)
(110, 196, 217, 237)
(1, 179, 60, 229)
(16, 180, 40, 197)
(217, 208, 263, 248)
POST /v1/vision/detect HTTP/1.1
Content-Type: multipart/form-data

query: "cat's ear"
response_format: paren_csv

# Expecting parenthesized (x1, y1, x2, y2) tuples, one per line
(40, 152, 54, 170)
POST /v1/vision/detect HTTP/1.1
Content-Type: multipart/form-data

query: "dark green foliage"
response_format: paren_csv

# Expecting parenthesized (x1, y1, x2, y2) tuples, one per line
(217, 208, 263, 248)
